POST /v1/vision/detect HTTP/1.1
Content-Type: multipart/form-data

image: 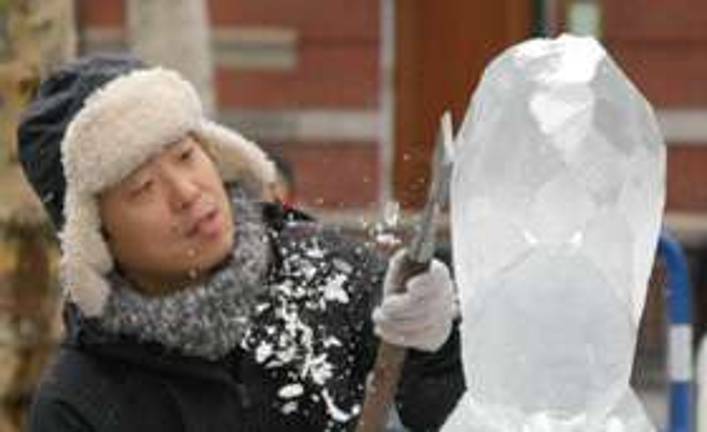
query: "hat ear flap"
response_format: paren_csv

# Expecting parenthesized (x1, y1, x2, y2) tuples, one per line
(195, 121, 277, 199)
(59, 191, 114, 317)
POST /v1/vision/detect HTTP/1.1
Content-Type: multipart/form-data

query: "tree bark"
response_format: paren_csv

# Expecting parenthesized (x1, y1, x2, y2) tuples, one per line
(0, 0, 77, 164)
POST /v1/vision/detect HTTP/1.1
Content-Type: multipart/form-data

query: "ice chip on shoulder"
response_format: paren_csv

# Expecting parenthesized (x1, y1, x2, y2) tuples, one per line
(444, 34, 665, 432)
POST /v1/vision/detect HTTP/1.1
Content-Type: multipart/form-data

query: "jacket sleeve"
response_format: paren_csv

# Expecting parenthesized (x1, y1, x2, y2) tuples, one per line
(395, 320, 466, 431)
(29, 395, 95, 432)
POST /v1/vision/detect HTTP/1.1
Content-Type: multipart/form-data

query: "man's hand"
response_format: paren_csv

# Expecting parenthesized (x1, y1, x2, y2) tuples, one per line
(372, 249, 456, 352)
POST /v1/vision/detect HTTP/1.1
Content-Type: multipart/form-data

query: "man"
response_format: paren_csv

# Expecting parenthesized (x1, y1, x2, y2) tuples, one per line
(18, 54, 464, 431)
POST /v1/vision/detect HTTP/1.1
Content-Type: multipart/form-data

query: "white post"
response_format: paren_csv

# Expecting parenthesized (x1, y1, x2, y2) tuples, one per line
(127, 0, 215, 115)
(378, 0, 396, 209)
(697, 333, 707, 432)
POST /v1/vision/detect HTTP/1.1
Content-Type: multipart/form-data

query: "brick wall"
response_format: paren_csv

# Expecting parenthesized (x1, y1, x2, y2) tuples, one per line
(78, 0, 125, 27)
(602, 0, 707, 213)
(212, 0, 381, 210)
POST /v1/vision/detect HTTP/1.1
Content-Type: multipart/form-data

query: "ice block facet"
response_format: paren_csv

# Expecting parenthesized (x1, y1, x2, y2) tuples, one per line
(444, 34, 666, 431)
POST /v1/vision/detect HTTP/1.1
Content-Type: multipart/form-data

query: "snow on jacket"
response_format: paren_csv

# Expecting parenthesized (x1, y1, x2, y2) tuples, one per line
(28, 202, 465, 432)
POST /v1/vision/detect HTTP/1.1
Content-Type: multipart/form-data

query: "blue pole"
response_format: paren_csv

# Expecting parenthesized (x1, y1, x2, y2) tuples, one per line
(658, 229, 694, 432)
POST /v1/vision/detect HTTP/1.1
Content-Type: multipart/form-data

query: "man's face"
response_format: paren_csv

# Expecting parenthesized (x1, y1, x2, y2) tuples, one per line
(99, 135, 235, 295)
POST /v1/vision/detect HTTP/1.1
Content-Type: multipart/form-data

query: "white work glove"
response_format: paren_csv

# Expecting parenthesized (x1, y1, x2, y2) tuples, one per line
(372, 249, 456, 352)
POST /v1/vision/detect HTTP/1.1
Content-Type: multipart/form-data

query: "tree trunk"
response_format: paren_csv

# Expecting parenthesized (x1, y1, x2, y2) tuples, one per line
(1, 4, 75, 430)
(0, 0, 77, 164)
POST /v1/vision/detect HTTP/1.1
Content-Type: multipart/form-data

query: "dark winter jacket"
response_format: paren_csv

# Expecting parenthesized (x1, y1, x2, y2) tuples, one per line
(29, 203, 465, 432)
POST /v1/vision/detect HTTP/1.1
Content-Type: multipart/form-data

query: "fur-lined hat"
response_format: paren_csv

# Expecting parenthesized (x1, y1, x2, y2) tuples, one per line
(18, 54, 276, 317)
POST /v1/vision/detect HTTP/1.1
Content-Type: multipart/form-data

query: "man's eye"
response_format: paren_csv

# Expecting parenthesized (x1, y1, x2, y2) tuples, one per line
(179, 148, 194, 161)
(131, 180, 153, 196)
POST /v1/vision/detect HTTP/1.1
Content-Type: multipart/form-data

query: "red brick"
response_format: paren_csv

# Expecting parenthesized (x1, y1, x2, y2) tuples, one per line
(261, 142, 379, 209)
(602, 0, 707, 42)
(215, 44, 379, 109)
(667, 145, 707, 211)
(605, 42, 707, 107)
(208, 0, 379, 41)
(601, 1, 707, 108)
(77, 0, 125, 28)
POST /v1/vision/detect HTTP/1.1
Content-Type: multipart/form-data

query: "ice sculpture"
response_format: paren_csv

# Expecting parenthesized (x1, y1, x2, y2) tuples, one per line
(443, 34, 666, 432)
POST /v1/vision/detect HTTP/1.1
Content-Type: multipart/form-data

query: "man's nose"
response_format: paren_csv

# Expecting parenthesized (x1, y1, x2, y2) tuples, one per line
(164, 171, 199, 210)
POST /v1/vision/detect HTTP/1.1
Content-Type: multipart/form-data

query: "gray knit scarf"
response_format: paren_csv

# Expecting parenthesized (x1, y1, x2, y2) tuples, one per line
(98, 187, 270, 360)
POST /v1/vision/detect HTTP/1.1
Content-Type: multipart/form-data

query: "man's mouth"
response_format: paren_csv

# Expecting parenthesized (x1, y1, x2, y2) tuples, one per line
(185, 208, 219, 238)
